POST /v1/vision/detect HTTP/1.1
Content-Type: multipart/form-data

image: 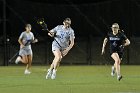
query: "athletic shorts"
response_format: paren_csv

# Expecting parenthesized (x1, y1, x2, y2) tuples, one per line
(110, 48, 124, 59)
(52, 44, 66, 52)
(19, 48, 32, 56)
(52, 40, 68, 52)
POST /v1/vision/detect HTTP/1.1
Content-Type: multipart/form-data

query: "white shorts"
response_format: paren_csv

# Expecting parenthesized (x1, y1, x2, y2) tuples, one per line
(19, 48, 32, 56)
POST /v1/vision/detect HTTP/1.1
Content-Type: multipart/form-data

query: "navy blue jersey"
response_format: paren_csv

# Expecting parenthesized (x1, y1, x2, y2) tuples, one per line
(106, 32, 127, 52)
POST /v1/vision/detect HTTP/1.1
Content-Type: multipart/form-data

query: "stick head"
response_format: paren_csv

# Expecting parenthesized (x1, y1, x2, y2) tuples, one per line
(37, 18, 48, 30)
(37, 18, 44, 25)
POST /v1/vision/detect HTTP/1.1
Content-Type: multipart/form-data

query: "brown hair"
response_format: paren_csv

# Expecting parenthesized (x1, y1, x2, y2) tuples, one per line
(64, 18, 71, 22)
(25, 24, 32, 28)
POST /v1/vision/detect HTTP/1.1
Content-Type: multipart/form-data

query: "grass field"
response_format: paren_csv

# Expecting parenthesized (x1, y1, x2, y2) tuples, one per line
(0, 65, 140, 93)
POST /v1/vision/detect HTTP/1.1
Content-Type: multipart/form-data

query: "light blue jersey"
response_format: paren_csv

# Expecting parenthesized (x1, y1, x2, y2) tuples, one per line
(51, 25, 75, 51)
(19, 31, 34, 56)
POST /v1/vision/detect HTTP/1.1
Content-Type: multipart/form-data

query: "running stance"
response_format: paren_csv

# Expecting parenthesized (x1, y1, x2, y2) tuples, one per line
(15, 24, 38, 74)
(46, 18, 75, 79)
(101, 23, 130, 81)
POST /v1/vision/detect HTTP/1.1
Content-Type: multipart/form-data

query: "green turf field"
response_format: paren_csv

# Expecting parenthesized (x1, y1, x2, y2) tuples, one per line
(0, 65, 140, 93)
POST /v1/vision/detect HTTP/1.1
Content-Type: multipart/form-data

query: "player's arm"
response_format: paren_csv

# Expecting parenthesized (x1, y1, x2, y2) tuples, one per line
(18, 32, 25, 48)
(18, 38, 24, 48)
(32, 39, 38, 43)
(67, 30, 75, 51)
(67, 37, 75, 51)
(101, 37, 108, 55)
(62, 37, 75, 57)
(31, 33, 38, 43)
(48, 26, 58, 37)
(48, 30, 56, 37)
(123, 39, 130, 46)
(121, 33, 130, 47)
(62, 30, 75, 56)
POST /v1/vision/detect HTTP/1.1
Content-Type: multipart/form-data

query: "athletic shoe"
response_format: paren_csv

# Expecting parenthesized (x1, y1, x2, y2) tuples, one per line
(111, 66, 115, 76)
(24, 69, 31, 75)
(46, 69, 52, 79)
(15, 56, 21, 64)
(117, 75, 122, 81)
(51, 69, 56, 80)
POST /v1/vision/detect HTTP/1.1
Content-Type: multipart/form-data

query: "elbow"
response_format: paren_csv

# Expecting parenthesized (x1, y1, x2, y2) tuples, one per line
(128, 41, 130, 45)
(18, 39, 20, 43)
(127, 39, 130, 45)
(126, 39, 130, 46)
(48, 33, 51, 36)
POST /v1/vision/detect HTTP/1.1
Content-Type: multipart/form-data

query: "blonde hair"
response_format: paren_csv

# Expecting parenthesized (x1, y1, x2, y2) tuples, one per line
(112, 23, 119, 28)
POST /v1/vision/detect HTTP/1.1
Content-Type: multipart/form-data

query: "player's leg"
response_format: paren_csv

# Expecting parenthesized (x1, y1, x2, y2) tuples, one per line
(46, 44, 62, 79)
(48, 53, 62, 71)
(111, 50, 124, 76)
(117, 52, 123, 81)
(24, 55, 32, 74)
(24, 49, 33, 74)
(17, 55, 29, 74)
(111, 64, 116, 76)
(15, 55, 28, 64)
(15, 49, 28, 64)
(111, 53, 122, 81)
(22, 55, 28, 64)
(46, 49, 62, 79)
(52, 50, 62, 69)
(51, 49, 62, 79)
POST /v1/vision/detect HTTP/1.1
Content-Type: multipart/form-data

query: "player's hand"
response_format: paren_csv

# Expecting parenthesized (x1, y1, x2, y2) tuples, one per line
(33, 39, 38, 43)
(62, 49, 69, 56)
(48, 32, 55, 37)
(20, 44, 25, 49)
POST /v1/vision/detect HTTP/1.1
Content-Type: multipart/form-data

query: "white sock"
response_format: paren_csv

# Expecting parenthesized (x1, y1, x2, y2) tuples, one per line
(112, 66, 115, 70)
(53, 69, 56, 73)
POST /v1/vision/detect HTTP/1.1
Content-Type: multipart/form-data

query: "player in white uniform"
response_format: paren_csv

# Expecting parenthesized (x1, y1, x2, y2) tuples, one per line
(15, 24, 38, 74)
(46, 18, 75, 79)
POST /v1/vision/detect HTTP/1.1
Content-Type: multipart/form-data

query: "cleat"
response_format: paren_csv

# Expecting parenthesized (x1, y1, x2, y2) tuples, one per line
(117, 75, 122, 81)
(51, 69, 56, 80)
(46, 69, 52, 79)
(15, 56, 21, 64)
(24, 69, 31, 75)
(111, 66, 115, 76)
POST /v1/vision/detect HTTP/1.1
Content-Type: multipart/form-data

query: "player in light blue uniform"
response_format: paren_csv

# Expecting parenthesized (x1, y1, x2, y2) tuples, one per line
(52, 25, 75, 52)
(15, 24, 38, 74)
(46, 18, 75, 79)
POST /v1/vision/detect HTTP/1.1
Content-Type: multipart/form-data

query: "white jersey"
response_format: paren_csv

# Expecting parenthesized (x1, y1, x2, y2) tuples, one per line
(19, 31, 34, 50)
(51, 25, 75, 51)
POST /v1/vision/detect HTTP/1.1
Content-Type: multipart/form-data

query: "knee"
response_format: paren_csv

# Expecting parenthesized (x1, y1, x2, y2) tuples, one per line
(115, 59, 121, 65)
(23, 60, 28, 64)
(23, 58, 28, 64)
(25, 59, 29, 64)
(59, 57, 62, 62)
(55, 56, 62, 62)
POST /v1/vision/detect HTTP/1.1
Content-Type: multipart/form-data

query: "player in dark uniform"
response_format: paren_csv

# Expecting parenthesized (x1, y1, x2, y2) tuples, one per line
(101, 23, 130, 81)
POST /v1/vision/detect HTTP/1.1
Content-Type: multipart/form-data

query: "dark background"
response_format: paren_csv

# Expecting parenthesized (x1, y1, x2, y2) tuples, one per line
(0, 0, 140, 66)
